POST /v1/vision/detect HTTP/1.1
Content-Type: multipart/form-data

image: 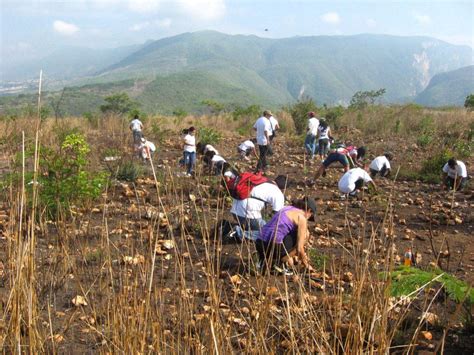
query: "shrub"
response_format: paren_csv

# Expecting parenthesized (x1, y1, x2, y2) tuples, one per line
(100, 93, 139, 115)
(287, 96, 319, 135)
(419, 149, 451, 183)
(116, 160, 144, 182)
(198, 127, 222, 145)
(35, 133, 108, 218)
(416, 133, 433, 147)
(464, 94, 474, 110)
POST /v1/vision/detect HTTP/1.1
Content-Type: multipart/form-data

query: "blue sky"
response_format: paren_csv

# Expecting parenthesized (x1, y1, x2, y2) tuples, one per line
(2, 0, 473, 60)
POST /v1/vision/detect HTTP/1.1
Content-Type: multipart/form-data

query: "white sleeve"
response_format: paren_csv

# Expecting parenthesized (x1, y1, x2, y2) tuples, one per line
(385, 159, 391, 170)
(459, 162, 467, 177)
(442, 163, 449, 173)
(362, 170, 373, 183)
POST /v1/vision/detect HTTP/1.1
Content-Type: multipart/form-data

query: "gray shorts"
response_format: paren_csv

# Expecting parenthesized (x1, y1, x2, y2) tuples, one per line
(132, 130, 143, 143)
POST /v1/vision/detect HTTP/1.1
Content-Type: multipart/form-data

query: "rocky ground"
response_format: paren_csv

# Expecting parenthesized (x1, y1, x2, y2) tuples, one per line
(0, 133, 473, 353)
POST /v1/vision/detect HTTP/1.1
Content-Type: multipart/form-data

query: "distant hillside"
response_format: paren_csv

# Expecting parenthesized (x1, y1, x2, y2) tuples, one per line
(1, 31, 473, 114)
(96, 31, 473, 104)
(415, 66, 474, 107)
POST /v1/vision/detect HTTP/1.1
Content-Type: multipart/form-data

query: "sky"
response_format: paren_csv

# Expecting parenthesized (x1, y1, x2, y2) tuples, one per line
(1, 0, 473, 61)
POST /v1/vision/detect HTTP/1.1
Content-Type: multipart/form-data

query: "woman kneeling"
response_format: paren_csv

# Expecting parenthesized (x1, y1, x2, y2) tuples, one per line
(255, 197, 316, 275)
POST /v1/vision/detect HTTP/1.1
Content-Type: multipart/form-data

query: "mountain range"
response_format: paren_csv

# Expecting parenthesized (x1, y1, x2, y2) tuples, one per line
(1, 31, 472, 114)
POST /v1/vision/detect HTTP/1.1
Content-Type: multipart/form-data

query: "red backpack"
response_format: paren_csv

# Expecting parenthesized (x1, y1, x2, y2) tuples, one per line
(226, 172, 269, 200)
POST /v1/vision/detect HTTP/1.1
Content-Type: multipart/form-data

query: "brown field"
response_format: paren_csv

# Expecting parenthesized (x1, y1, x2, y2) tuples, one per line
(0, 106, 473, 353)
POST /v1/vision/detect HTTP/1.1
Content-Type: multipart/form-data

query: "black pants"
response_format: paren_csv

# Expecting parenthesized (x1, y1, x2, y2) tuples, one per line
(354, 178, 365, 190)
(445, 176, 468, 191)
(257, 145, 269, 171)
(256, 231, 298, 271)
(267, 135, 275, 155)
(370, 165, 388, 178)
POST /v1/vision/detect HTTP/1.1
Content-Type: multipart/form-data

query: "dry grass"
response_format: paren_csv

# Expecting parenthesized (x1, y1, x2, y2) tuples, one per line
(0, 105, 472, 353)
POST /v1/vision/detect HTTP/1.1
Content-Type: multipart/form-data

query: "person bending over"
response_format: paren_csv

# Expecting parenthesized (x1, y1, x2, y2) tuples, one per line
(238, 139, 258, 161)
(255, 197, 317, 275)
(314, 145, 366, 179)
(442, 158, 468, 191)
(338, 166, 377, 197)
(369, 153, 393, 178)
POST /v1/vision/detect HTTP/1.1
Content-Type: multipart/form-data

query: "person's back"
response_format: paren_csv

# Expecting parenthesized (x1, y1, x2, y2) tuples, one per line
(130, 118, 143, 132)
(338, 167, 373, 194)
(254, 116, 271, 145)
(259, 206, 298, 244)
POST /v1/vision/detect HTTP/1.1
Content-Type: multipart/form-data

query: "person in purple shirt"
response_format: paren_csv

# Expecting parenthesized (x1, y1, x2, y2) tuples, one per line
(255, 197, 317, 275)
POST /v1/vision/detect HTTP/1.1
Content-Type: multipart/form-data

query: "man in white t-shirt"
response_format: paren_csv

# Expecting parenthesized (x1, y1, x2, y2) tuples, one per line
(238, 139, 258, 161)
(442, 158, 468, 191)
(305, 111, 320, 159)
(129, 115, 144, 144)
(369, 153, 393, 178)
(338, 167, 377, 197)
(253, 110, 273, 171)
(229, 175, 287, 240)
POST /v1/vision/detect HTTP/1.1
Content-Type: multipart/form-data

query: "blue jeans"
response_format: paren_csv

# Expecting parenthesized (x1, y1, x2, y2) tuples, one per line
(233, 214, 266, 241)
(304, 134, 317, 158)
(184, 151, 196, 174)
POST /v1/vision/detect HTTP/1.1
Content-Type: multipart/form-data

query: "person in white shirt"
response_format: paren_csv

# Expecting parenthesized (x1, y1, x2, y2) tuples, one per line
(197, 142, 219, 156)
(238, 139, 258, 161)
(229, 175, 287, 240)
(305, 111, 320, 159)
(442, 158, 468, 191)
(338, 167, 377, 197)
(317, 119, 331, 159)
(369, 153, 393, 178)
(138, 137, 156, 161)
(129, 115, 144, 144)
(203, 151, 228, 175)
(253, 110, 273, 171)
(267, 115, 280, 156)
(183, 126, 196, 176)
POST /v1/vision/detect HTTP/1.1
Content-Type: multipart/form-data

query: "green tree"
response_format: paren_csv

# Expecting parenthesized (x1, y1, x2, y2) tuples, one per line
(349, 88, 386, 109)
(464, 94, 474, 111)
(100, 93, 139, 115)
(201, 99, 225, 115)
(287, 96, 319, 135)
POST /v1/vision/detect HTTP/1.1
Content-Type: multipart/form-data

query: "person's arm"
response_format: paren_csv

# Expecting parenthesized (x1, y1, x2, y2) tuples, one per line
(368, 180, 377, 192)
(295, 214, 310, 267)
(265, 130, 270, 145)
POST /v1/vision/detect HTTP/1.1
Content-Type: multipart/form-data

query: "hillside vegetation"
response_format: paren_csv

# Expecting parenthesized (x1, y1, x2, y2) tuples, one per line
(415, 65, 474, 107)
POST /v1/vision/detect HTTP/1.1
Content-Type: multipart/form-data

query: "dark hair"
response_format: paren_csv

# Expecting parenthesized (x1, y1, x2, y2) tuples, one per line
(189, 126, 196, 132)
(182, 128, 189, 135)
(196, 142, 205, 154)
(293, 197, 317, 220)
(221, 162, 231, 176)
(204, 150, 216, 159)
(133, 114, 139, 119)
(320, 120, 328, 129)
(251, 138, 257, 144)
(448, 158, 457, 168)
(384, 152, 393, 161)
(357, 146, 366, 159)
(274, 175, 289, 190)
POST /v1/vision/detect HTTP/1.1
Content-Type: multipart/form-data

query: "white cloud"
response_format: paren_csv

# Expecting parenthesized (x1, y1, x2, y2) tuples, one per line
(414, 14, 431, 25)
(178, 0, 225, 21)
(321, 12, 340, 25)
(53, 20, 79, 36)
(155, 18, 172, 28)
(366, 18, 376, 28)
(129, 22, 151, 31)
(128, 0, 160, 13)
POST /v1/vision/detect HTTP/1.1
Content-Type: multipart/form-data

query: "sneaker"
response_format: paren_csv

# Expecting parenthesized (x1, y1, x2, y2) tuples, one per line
(273, 263, 293, 276)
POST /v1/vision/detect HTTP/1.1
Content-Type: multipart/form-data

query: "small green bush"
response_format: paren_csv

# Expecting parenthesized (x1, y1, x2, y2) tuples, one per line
(419, 149, 451, 183)
(198, 127, 222, 145)
(287, 96, 319, 135)
(116, 160, 143, 182)
(416, 133, 433, 147)
(34, 133, 108, 218)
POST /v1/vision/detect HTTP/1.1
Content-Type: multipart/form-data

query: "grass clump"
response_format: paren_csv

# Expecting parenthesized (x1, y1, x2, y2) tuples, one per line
(198, 127, 222, 145)
(386, 266, 474, 304)
(116, 160, 144, 182)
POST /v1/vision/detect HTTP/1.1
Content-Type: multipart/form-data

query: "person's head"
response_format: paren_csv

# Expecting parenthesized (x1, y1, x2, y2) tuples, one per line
(196, 142, 205, 154)
(204, 150, 216, 159)
(384, 152, 393, 161)
(448, 158, 457, 169)
(182, 128, 189, 135)
(320, 119, 328, 129)
(133, 114, 139, 120)
(357, 146, 366, 159)
(221, 162, 231, 175)
(188, 126, 196, 135)
(308, 111, 316, 118)
(263, 110, 272, 118)
(293, 197, 317, 221)
(250, 138, 257, 144)
(274, 175, 289, 190)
